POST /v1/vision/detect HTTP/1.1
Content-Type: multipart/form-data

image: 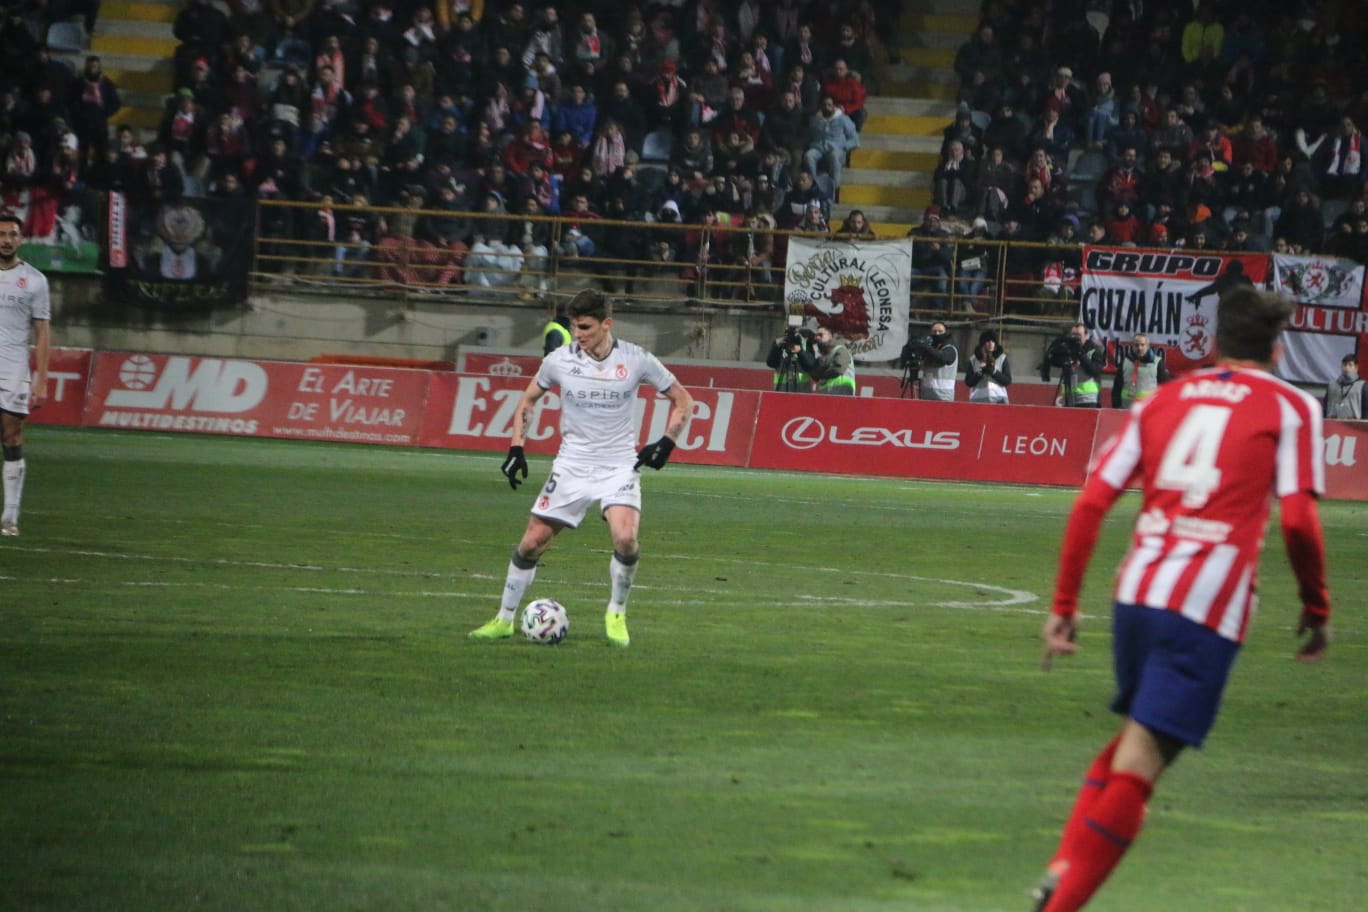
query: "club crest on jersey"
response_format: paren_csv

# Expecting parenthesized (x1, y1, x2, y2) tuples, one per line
(615, 364, 627, 379)
(538, 495, 550, 510)
(15, 276, 25, 289)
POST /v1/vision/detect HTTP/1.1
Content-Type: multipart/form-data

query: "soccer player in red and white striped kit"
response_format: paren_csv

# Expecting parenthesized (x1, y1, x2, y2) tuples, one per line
(1032, 287, 1332, 911)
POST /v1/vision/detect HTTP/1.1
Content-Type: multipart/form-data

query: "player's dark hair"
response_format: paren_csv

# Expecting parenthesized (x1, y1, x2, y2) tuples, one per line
(0, 212, 21, 230)
(1216, 288, 1293, 362)
(568, 289, 611, 321)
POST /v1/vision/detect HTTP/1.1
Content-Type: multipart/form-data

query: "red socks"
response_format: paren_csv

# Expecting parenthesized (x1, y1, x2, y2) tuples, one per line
(1046, 767, 1154, 912)
(1050, 735, 1120, 868)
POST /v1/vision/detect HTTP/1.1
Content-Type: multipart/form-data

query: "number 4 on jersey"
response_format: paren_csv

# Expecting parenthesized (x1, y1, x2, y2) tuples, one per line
(1156, 405, 1232, 509)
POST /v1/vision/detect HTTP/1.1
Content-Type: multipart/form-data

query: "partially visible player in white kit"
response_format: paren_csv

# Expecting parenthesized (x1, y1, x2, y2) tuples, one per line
(469, 289, 694, 647)
(0, 213, 51, 537)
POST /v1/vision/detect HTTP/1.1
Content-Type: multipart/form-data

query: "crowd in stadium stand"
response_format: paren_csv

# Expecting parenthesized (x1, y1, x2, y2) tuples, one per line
(0, 0, 1366, 295)
(946, 0, 1368, 263)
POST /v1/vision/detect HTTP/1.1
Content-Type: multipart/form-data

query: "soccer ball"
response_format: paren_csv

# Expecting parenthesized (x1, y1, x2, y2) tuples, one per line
(521, 598, 569, 644)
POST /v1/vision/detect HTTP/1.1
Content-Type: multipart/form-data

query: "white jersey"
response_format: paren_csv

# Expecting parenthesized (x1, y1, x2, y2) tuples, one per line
(0, 260, 50, 385)
(536, 339, 677, 464)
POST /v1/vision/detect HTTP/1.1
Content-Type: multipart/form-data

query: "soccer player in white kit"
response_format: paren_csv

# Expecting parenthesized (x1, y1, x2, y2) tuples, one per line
(469, 289, 694, 647)
(0, 214, 51, 537)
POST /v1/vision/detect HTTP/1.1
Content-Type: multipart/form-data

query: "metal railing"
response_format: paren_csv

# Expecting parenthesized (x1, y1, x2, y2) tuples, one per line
(250, 198, 1096, 326)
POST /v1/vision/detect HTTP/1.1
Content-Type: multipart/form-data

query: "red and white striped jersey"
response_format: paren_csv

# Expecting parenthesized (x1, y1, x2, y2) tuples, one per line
(1087, 365, 1324, 642)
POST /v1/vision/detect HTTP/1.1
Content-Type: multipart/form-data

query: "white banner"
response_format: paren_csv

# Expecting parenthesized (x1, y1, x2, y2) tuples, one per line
(783, 237, 912, 362)
(1270, 253, 1368, 384)
(1079, 247, 1271, 372)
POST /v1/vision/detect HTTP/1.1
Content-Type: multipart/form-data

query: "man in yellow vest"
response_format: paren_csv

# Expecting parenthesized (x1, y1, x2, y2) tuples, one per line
(542, 299, 572, 354)
(798, 325, 856, 394)
(1111, 333, 1171, 408)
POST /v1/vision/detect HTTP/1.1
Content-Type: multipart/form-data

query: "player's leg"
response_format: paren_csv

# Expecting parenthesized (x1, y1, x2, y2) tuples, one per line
(602, 504, 640, 647)
(1, 410, 26, 536)
(1036, 603, 1232, 911)
(470, 515, 563, 639)
(1037, 720, 1180, 912)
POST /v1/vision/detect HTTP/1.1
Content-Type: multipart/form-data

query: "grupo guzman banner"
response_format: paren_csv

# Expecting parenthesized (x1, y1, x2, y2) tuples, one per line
(1080, 246, 1270, 371)
(1270, 253, 1368, 384)
(783, 237, 912, 362)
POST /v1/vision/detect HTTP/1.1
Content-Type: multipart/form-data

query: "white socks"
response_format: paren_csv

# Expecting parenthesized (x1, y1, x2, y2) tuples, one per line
(608, 551, 640, 614)
(2, 458, 24, 524)
(497, 554, 538, 622)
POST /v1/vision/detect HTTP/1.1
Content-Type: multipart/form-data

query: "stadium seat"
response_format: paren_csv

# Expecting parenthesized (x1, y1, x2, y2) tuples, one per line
(815, 172, 835, 201)
(46, 21, 85, 53)
(970, 109, 991, 132)
(642, 129, 673, 163)
(182, 174, 204, 197)
(1069, 149, 1109, 183)
(1321, 198, 1350, 229)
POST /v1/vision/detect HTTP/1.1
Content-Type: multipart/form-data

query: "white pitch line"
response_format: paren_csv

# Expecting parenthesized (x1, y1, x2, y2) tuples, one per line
(6, 543, 1043, 611)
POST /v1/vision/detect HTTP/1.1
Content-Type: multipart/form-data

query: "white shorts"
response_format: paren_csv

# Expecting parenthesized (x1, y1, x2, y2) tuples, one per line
(0, 375, 31, 416)
(530, 458, 641, 528)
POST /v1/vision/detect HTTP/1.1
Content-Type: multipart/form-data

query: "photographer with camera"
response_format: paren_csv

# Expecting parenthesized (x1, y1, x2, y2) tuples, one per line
(798, 325, 856, 395)
(766, 318, 813, 392)
(1111, 333, 1171, 408)
(898, 321, 959, 401)
(1040, 322, 1106, 407)
(965, 328, 1012, 403)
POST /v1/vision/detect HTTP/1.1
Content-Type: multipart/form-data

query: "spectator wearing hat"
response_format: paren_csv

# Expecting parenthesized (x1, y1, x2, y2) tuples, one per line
(158, 87, 203, 175)
(908, 206, 952, 309)
(965, 329, 1011, 404)
(941, 106, 984, 160)
(181, 55, 218, 107)
(803, 94, 859, 191)
(1042, 65, 1083, 132)
(1083, 71, 1118, 149)
(173, 0, 229, 83)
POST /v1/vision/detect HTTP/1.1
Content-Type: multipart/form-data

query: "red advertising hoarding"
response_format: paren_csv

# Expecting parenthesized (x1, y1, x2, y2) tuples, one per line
(83, 353, 430, 445)
(420, 372, 761, 467)
(59, 348, 1368, 501)
(748, 396, 1101, 486)
(458, 351, 910, 398)
(29, 347, 93, 427)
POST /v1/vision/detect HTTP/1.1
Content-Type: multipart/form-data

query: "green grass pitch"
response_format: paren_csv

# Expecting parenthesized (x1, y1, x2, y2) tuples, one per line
(3, 428, 1366, 911)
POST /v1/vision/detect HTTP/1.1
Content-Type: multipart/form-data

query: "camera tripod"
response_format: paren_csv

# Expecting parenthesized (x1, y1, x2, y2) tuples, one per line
(1054, 364, 1078, 407)
(775, 349, 805, 393)
(899, 361, 922, 399)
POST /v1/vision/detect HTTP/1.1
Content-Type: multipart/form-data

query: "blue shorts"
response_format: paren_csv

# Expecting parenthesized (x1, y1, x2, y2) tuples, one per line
(1110, 602, 1241, 748)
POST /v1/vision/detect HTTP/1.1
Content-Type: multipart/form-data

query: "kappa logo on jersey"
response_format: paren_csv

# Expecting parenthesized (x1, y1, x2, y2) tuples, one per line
(105, 356, 269, 412)
(569, 366, 583, 376)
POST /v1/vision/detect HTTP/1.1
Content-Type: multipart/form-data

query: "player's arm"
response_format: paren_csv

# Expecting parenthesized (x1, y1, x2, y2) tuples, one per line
(636, 383, 694, 470)
(501, 380, 547, 490)
(30, 318, 50, 410)
(1279, 491, 1331, 662)
(509, 379, 547, 448)
(1041, 475, 1124, 668)
(1042, 416, 1138, 669)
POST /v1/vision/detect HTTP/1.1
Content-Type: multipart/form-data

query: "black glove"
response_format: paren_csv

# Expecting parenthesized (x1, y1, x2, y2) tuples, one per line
(634, 436, 676, 470)
(501, 445, 528, 489)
